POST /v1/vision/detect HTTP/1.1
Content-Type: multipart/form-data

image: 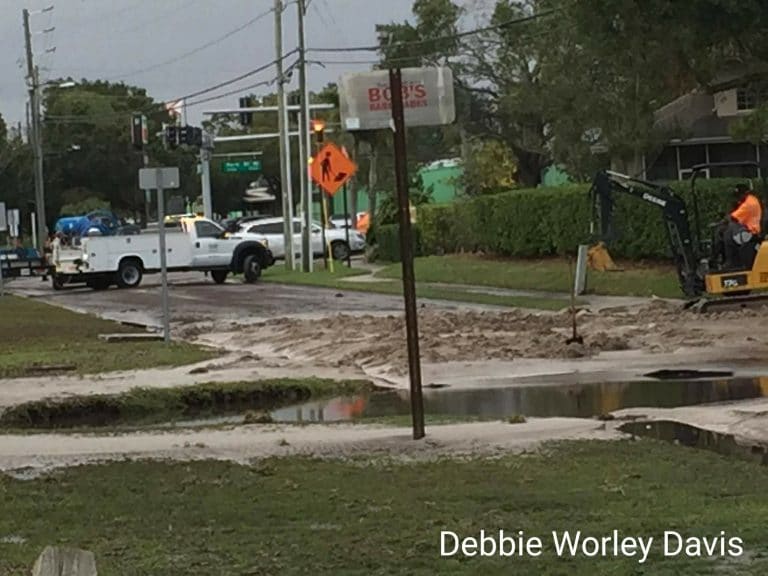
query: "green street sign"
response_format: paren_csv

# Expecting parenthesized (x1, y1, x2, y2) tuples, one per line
(221, 160, 262, 173)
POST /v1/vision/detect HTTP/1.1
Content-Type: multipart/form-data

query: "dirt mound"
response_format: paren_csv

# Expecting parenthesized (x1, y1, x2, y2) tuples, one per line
(191, 303, 768, 373)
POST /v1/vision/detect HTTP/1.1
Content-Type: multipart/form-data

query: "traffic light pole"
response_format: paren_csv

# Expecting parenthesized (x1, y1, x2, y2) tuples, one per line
(200, 132, 213, 219)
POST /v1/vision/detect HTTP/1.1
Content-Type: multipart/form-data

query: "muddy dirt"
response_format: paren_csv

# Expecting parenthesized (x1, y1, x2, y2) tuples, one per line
(190, 300, 768, 375)
(0, 418, 620, 475)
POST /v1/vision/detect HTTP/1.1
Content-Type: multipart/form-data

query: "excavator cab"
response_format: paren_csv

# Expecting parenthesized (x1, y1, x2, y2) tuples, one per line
(688, 162, 768, 296)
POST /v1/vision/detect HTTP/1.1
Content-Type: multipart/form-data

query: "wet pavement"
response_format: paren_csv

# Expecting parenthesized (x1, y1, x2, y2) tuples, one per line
(6, 273, 475, 327)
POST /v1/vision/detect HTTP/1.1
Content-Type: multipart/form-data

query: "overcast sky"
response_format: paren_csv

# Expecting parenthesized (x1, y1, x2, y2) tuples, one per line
(1, 0, 485, 127)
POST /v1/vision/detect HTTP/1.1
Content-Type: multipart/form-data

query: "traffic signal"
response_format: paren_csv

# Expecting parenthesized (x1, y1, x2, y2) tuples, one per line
(164, 124, 178, 149)
(131, 113, 148, 150)
(312, 119, 325, 144)
(178, 125, 190, 146)
(177, 125, 204, 147)
(239, 97, 253, 127)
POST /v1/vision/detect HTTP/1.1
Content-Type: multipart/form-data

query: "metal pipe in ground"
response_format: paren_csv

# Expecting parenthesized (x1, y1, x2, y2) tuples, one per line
(156, 169, 171, 344)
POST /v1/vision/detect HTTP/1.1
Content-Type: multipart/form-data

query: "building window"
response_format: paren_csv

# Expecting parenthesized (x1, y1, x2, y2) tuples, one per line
(646, 146, 678, 182)
(737, 83, 768, 111)
(678, 145, 706, 170)
(709, 143, 758, 178)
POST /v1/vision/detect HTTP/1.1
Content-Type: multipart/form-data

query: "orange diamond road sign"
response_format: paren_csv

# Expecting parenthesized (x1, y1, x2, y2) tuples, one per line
(311, 143, 357, 196)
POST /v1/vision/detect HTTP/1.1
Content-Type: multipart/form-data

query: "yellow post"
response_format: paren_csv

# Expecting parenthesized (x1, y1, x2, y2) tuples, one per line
(321, 194, 334, 273)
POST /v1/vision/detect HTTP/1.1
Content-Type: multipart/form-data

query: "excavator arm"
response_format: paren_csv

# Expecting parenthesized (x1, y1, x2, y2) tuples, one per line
(590, 170, 703, 297)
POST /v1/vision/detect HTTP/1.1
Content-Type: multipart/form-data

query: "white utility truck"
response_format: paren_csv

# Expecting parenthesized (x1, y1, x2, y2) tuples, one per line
(51, 216, 274, 290)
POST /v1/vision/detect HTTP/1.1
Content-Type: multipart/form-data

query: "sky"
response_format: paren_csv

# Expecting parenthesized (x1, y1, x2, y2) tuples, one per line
(0, 0, 445, 128)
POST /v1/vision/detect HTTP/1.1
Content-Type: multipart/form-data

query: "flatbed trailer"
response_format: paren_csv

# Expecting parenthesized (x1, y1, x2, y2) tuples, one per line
(0, 248, 52, 279)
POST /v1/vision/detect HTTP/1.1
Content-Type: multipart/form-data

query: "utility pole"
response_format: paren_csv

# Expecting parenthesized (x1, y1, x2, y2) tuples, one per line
(283, 90, 297, 269)
(200, 132, 213, 220)
(298, 0, 312, 272)
(23, 9, 47, 252)
(275, 0, 293, 270)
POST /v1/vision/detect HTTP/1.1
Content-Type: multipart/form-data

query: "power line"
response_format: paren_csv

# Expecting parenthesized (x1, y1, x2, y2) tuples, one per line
(44, 53, 301, 124)
(103, 5, 276, 81)
(308, 9, 557, 54)
(180, 48, 298, 102)
(186, 58, 302, 108)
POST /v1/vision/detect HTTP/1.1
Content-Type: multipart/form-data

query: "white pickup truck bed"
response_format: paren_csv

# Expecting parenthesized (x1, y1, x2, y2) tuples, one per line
(52, 217, 273, 290)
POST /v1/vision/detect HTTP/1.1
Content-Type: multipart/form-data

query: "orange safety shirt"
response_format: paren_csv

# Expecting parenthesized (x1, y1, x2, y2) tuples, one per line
(731, 193, 763, 235)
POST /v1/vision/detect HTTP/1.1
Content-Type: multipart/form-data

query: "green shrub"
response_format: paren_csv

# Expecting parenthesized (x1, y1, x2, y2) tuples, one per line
(376, 224, 423, 262)
(417, 178, 749, 260)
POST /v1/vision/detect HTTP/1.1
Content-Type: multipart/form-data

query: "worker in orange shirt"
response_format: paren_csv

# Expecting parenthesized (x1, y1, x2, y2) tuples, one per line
(720, 183, 763, 269)
(356, 212, 370, 235)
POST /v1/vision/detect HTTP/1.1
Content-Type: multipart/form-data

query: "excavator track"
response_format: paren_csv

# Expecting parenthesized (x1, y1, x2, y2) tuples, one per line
(685, 293, 768, 313)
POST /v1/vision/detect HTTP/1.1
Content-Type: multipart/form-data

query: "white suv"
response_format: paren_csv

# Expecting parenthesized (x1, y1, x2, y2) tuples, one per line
(238, 217, 366, 261)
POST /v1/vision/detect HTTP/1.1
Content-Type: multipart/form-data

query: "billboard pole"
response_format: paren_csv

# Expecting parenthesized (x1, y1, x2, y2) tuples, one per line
(389, 68, 425, 440)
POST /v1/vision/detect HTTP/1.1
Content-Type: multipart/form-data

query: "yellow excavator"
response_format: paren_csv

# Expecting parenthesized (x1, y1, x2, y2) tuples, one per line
(590, 161, 768, 311)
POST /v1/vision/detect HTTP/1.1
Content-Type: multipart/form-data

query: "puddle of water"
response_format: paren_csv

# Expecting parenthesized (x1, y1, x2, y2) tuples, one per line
(269, 378, 768, 423)
(620, 420, 768, 466)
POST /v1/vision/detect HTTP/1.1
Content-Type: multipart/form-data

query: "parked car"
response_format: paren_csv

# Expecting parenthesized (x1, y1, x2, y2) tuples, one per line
(221, 214, 269, 234)
(330, 213, 368, 232)
(238, 217, 366, 261)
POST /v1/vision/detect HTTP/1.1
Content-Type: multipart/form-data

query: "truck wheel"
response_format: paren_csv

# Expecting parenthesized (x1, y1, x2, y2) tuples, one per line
(211, 270, 228, 285)
(52, 274, 67, 291)
(116, 259, 143, 289)
(331, 241, 350, 261)
(243, 255, 262, 284)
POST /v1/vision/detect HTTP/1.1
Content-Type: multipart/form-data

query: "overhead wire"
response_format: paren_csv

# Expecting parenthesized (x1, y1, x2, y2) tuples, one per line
(307, 9, 558, 54)
(184, 59, 301, 108)
(44, 50, 301, 124)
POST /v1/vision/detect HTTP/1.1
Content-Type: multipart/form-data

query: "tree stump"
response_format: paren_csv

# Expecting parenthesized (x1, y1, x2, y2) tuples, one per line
(32, 546, 97, 576)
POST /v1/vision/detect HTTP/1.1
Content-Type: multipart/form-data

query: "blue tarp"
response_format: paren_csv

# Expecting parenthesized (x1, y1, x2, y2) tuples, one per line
(55, 210, 120, 237)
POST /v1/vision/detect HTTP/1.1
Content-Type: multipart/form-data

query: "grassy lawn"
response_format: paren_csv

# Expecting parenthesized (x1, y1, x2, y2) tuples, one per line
(0, 378, 374, 430)
(0, 296, 214, 378)
(377, 255, 682, 299)
(262, 267, 572, 311)
(0, 440, 766, 574)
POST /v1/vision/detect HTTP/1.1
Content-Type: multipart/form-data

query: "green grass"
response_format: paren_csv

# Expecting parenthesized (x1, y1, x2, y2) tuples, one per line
(377, 255, 683, 299)
(0, 441, 767, 574)
(0, 296, 214, 378)
(262, 267, 572, 311)
(0, 378, 375, 430)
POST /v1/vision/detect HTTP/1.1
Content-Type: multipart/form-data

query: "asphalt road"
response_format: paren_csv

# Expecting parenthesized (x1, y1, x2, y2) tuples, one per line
(7, 272, 460, 327)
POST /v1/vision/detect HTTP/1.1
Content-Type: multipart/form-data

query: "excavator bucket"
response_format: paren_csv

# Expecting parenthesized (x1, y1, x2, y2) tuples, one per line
(588, 242, 621, 272)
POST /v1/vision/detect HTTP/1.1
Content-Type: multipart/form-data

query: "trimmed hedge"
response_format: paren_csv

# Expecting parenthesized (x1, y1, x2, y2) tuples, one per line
(415, 178, 748, 260)
(377, 224, 424, 263)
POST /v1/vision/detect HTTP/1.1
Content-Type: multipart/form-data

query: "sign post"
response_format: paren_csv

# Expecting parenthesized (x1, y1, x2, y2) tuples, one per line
(310, 143, 358, 271)
(342, 183, 351, 268)
(139, 167, 180, 344)
(7, 210, 20, 239)
(389, 68, 425, 440)
(339, 66, 455, 440)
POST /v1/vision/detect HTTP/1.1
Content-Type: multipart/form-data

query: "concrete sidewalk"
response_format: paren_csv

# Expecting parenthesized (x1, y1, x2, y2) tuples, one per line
(338, 270, 672, 311)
